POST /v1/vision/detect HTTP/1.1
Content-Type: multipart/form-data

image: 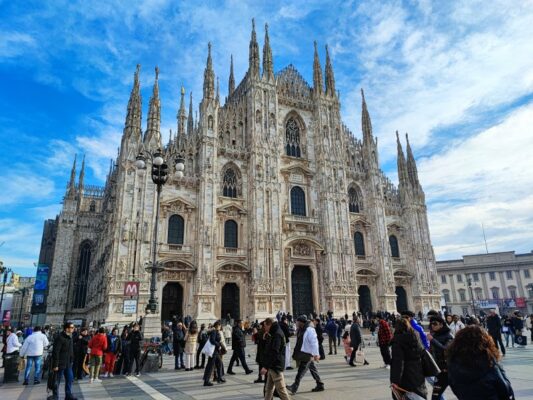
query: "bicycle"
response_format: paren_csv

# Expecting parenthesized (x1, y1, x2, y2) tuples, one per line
(139, 342, 163, 371)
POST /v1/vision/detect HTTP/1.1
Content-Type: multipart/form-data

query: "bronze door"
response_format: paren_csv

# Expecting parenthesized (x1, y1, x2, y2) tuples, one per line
(291, 266, 313, 317)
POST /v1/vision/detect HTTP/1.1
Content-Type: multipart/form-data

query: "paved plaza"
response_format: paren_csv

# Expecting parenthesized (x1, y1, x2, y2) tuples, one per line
(2, 336, 533, 400)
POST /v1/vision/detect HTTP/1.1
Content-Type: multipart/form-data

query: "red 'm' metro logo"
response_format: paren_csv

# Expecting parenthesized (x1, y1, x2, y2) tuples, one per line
(124, 282, 140, 297)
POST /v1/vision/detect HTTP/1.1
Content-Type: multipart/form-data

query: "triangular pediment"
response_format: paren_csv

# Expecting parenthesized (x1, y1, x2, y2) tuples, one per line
(216, 202, 246, 215)
(161, 196, 196, 211)
(280, 164, 313, 177)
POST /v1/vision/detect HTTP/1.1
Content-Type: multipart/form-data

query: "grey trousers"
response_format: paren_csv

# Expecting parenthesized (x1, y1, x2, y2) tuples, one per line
(291, 360, 323, 392)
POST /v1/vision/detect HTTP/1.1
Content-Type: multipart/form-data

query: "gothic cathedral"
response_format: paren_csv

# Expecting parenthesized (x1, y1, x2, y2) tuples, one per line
(45, 22, 441, 326)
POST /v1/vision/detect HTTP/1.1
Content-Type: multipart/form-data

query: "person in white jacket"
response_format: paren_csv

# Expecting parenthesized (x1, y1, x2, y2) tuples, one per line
(19, 326, 49, 385)
(6, 327, 22, 354)
(448, 315, 465, 336)
(286, 315, 325, 395)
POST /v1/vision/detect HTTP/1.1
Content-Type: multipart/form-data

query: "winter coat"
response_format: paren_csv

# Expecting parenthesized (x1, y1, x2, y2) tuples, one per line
(315, 322, 324, 344)
(486, 315, 503, 337)
(231, 326, 246, 349)
(350, 323, 362, 350)
(105, 334, 122, 355)
(208, 330, 223, 356)
(74, 334, 90, 357)
(448, 358, 515, 400)
(261, 322, 286, 372)
(184, 331, 198, 354)
(279, 321, 291, 343)
(390, 332, 427, 399)
(377, 319, 393, 346)
(172, 327, 185, 354)
(325, 320, 338, 336)
(52, 331, 74, 370)
(429, 326, 453, 370)
(20, 331, 49, 357)
(88, 333, 108, 357)
(128, 330, 143, 352)
(255, 327, 266, 366)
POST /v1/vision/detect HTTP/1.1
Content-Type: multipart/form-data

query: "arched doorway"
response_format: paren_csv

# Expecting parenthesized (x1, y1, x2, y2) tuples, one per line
(358, 285, 372, 314)
(221, 283, 240, 322)
(395, 286, 408, 312)
(161, 282, 183, 322)
(291, 266, 314, 317)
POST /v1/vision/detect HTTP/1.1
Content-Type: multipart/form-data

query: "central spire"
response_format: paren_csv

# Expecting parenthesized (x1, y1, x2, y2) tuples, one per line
(177, 86, 187, 137)
(228, 55, 235, 96)
(248, 18, 260, 78)
(361, 89, 373, 145)
(187, 92, 194, 135)
(262, 23, 273, 80)
(203, 42, 215, 100)
(396, 131, 410, 188)
(125, 64, 142, 134)
(145, 67, 161, 146)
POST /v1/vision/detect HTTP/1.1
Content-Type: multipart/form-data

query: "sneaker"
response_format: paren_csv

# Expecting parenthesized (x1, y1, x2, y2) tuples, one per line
(104, 372, 109, 378)
(312, 385, 325, 392)
(286, 385, 296, 395)
(245, 370, 254, 375)
(95, 378, 102, 383)
(109, 373, 114, 378)
(286, 366, 293, 370)
(135, 372, 140, 377)
(385, 365, 391, 369)
(89, 379, 94, 384)
(34, 380, 41, 385)
(254, 378, 264, 384)
(23, 380, 29, 385)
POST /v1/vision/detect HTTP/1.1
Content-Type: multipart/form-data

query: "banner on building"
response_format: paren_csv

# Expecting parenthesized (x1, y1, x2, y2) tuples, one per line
(34, 265, 49, 290)
(2, 310, 11, 326)
(31, 264, 50, 315)
(124, 282, 140, 297)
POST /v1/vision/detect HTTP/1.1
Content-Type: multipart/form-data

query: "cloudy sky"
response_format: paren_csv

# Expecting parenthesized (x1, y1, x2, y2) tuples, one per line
(1, 0, 532, 276)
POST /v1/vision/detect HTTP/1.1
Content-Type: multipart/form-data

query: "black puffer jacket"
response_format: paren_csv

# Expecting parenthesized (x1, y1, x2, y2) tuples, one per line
(52, 331, 74, 370)
(231, 326, 246, 349)
(429, 326, 453, 370)
(390, 332, 427, 399)
(261, 322, 286, 372)
(448, 358, 515, 400)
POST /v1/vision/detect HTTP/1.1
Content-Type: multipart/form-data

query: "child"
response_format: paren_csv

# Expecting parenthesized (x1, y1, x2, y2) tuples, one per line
(342, 331, 352, 363)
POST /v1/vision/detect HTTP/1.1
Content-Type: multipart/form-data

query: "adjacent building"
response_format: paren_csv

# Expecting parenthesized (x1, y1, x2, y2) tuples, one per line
(436, 251, 533, 316)
(44, 22, 441, 327)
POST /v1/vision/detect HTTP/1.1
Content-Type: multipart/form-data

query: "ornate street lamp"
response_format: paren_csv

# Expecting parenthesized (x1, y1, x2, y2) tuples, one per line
(135, 149, 185, 314)
(467, 277, 477, 316)
(0, 262, 12, 319)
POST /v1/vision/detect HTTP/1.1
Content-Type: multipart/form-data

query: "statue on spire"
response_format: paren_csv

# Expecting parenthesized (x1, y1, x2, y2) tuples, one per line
(313, 41, 323, 95)
(177, 86, 187, 137)
(144, 67, 161, 147)
(262, 23, 274, 80)
(228, 55, 235, 96)
(248, 19, 260, 78)
(203, 42, 215, 100)
(325, 45, 336, 97)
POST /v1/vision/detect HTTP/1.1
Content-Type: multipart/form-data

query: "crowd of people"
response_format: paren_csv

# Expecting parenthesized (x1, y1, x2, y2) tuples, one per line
(1, 308, 530, 400)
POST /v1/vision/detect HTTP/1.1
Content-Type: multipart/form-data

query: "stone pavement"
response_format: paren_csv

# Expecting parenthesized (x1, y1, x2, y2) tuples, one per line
(2, 337, 532, 399)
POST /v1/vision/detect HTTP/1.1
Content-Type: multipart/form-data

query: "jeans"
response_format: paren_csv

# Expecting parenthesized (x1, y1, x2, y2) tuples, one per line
(174, 352, 184, 368)
(203, 354, 224, 383)
(504, 331, 515, 347)
(54, 366, 74, 399)
(290, 360, 323, 392)
(228, 347, 251, 372)
(24, 355, 43, 382)
(490, 334, 506, 355)
(328, 335, 337, 354)
(196, 344, 205, 367)
(185, 353, 195, 369)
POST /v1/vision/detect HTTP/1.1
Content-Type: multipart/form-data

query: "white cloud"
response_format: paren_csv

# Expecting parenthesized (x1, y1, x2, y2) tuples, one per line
(420, 103, 533, 259)
(0, 172, 55, 206)
(0, 31, 36, 58)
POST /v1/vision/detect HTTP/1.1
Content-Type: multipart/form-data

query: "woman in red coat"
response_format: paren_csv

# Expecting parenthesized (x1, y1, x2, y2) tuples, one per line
(88, 327, 108, 383)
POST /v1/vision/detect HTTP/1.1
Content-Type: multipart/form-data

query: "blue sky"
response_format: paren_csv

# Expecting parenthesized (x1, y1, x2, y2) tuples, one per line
(1, 0, 533, 277)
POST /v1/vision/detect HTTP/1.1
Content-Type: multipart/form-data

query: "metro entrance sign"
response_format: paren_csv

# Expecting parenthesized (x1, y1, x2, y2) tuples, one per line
(124, 282, 140, 298)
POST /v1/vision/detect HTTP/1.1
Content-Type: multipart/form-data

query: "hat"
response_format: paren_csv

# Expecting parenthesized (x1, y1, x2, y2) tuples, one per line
(296, 315, 308, 323)
(16, 330, 23, 335)
(400, 310, 415, 318)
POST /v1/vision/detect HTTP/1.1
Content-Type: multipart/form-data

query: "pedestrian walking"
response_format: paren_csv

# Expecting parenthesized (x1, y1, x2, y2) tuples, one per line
(286, 315, 324, 394)
(401, 310, 429, 349)
(341, 331, 352, 363)
(203, 321, 225, 386)
(253, 322, 266, 384)
(325, 318, 338, 355)
(376, 313, 392, 369)
(184, 321, 198, 371)
(88, 327, 107, 383)
(447, 325, 515, 399)
(260, 318, 291, 400)
(195, 324, 207, 369)
(427, 316, 453, 400)
(314, 318, 326, 360)
(486, 310, 505, 355)
(73, 328, 89, 380)
(279, 316, 293, 370)
(51, 322, 77, 400)
(126, 323, 143, 376)
(390, 318, 427, 400)
(227, 319, 253, 375)
(103, 328, 121, 378)
(19, 325, 49, 385)
(349, 316, 368, 366)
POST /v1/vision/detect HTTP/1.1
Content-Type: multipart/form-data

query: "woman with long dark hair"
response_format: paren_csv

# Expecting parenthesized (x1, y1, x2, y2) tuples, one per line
(390, 318, 427, 399)
(447, 325, 514, 400)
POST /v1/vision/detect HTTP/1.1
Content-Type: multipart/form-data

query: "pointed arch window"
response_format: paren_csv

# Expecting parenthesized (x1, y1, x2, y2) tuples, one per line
(224, 220, 238, 248)
(290, 186, 306, 216)
(223, 168, 238, 198)
(72, 241, 91, 309)
(348, 188, 361, 213)
(168, 215, 184, 245)
(285, 117, 301, 157)
(354, 232, 365, 256)
(389, 235, 400, 258)
(89, 201, 96, 212)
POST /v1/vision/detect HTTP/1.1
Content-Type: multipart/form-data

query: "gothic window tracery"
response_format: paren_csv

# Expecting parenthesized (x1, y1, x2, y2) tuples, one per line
(348, 187, 362, 213)
(354, 232, 365, 256)
(224, 220, 238, 248)
(72, 241, 92, 309)
(168, 214, 184, 244)
(389, 235, 400, 258)
(89, 201, 96, 212)
(285, 117, 301, 157)
(222, 167, 238, 198)
(290, 186, 306, 216)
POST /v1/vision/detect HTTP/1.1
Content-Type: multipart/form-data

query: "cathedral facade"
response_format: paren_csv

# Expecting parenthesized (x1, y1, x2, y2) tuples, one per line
(45, 23, 441, 327)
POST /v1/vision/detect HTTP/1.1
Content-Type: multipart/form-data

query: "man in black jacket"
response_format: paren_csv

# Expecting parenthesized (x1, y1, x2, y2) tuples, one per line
(127, 323, 143, 376)
(227, 320, 253, 375)
(52, 322, 77, 400)
(73, 327, 90, 380)
(279, 316, 292, 370)
(427, 316, 453, 400)
(261, 318, 291, 400)
(349, 316, 365, 366)
(486, 310, 505, 355)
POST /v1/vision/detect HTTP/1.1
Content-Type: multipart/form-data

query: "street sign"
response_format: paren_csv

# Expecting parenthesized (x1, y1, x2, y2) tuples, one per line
(124, 282, 139, 297)
(123, 299, 137, 314)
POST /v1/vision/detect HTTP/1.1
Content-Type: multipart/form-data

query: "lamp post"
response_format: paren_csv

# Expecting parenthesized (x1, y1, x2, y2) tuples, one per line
(135, 149, 185, 316)
(467, 277, 477, 316)
(17, 287, 28, 330)
(0, 263, 12, 320)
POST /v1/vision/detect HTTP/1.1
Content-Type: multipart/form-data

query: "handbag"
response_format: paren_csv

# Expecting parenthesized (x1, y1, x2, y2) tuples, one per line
(47, 370, 56, 392)
(201, 340, 215, 357)
(18, 357, 26, 372)
(515, 335, 527, 346)
(421, 349, 441, 377)
(355, 345, 366, 365)
(392, 385, 426, 400)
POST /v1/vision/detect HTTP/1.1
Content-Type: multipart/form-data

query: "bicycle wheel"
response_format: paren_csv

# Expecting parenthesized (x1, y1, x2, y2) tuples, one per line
(139, 351, 148, 371)
(158, 350, 163, 369)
